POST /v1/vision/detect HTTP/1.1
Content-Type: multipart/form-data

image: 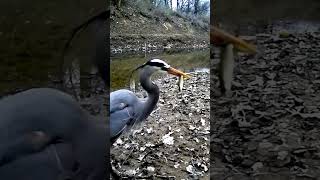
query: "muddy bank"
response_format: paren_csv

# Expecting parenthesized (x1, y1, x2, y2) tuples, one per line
(110, 6, 209, 56)
(216, 20, 320, 38)
(111, 34, 208, 56)
(111, 72, 210, 179)
(211, 31, 320, 179)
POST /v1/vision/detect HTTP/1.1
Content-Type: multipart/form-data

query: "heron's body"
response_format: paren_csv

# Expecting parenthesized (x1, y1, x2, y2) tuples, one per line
(0, 143, 75, 180)
(0, 88, 107, 180)
(110, 89, 141, 139)
(110, 64, 163, 143)
(108, 59, 189, 179)
(0, 10, 110, 179)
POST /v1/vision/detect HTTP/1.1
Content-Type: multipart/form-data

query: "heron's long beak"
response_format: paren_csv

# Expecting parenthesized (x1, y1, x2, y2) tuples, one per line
(167, 67, 191, 79)
(211, 27, 257, 54)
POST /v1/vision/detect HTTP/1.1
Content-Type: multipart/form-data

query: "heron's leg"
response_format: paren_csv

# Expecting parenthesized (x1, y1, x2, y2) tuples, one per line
(0, 131, 54, 166)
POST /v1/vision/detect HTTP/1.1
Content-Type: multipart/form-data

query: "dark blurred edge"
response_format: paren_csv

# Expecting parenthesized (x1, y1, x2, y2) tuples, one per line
(210, 0, 320, 179)
(209, 0, 215, 179)
(105, 1, 111, 179)
(0, 0, 111, 179)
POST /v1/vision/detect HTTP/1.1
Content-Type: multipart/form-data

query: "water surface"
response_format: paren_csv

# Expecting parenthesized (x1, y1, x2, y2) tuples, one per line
(111, 50, 210, 90)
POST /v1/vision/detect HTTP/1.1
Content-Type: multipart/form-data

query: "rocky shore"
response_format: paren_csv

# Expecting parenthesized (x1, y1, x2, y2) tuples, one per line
(211, 31, 320, 179)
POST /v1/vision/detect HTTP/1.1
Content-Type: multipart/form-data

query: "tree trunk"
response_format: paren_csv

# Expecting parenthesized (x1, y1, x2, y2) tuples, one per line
(187, 0, 191, 14)
(164, 0, 168, 7)
(177, 0, 179, 11)
(194, 0, 199, 15)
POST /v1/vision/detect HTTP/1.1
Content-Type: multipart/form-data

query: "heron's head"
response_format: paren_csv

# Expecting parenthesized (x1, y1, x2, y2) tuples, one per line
(211, 27, 257, 54)
(137, 59, 191, 79)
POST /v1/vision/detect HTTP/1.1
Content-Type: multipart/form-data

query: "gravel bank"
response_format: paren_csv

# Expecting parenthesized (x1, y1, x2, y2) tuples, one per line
(211, 31, 320, 179)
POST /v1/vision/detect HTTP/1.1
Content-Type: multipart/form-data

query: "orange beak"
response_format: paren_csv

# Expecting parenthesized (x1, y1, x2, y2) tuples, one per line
(167, 67, 191, 79)
(211, 26, 257, 54)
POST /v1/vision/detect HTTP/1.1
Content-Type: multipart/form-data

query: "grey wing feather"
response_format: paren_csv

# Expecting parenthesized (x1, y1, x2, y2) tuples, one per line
(110, 89, 140, 140)
(110, 106, 134, 139)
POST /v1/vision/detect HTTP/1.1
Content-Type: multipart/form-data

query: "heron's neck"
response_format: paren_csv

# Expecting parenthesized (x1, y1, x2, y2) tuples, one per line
(139, 68, 159, 120)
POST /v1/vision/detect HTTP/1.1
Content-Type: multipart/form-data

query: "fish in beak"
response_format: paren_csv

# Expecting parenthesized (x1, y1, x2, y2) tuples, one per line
(211, 26, 257, 97)
(166, 67, 191, 92)
(211, 26, 257, 54)
(167, 67, 191, 79)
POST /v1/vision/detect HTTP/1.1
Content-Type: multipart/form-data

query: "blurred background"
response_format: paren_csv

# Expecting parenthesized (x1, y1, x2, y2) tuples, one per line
(211, 1, 320, 179)
(0, 0, 105, 97)
(212, 0, 320, 35)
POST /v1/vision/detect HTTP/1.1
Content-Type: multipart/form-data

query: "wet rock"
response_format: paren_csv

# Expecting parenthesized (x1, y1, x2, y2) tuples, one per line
(275, 151, 291, 167)
(252, 162, 264, 171)
(257, 141, 274, 156)
(241, 158, 255, 167)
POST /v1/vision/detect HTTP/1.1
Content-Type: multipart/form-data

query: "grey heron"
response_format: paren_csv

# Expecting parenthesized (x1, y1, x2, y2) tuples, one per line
(0, 10, 110, 180)
(110, 59, 190, 143)
(0, 88, 107, 180)
(211, 26, 257, 96)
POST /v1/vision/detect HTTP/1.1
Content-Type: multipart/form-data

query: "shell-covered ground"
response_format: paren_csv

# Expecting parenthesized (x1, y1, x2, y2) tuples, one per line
(111, 72, 210, 179)
(211, 31, 320, 179)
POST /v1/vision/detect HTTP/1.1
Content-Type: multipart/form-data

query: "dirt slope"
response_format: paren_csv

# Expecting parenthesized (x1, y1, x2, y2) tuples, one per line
(110, 6, 209, 55)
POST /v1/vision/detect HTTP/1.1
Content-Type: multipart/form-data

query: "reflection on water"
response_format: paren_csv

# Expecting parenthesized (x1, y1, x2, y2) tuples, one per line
(0, 57, 98, 98)
(111, 50, 210, 90)
(0, 59, 61, 96)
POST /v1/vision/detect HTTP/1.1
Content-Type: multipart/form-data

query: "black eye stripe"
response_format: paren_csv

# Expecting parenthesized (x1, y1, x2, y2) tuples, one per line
(146, 61, 166, 68)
